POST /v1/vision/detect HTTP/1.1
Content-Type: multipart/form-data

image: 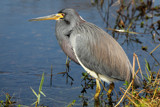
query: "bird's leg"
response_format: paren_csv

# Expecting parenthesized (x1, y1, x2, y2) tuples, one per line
(65, 56, 71, 69)
(94, 79, 101, 101)
(107, 82, 114, 95)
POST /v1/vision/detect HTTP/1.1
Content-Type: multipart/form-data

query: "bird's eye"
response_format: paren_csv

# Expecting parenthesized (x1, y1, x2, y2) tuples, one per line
(61, 13, 65, 16)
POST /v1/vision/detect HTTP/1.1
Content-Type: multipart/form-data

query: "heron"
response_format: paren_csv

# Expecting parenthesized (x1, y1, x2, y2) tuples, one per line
(29, 8, 142, 100)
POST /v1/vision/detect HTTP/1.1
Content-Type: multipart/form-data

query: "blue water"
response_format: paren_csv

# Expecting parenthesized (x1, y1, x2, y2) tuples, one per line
(0, 0, 159, 106)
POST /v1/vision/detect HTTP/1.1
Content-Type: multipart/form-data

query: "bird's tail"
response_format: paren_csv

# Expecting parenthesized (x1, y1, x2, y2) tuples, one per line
(127, 63, 143, 88)
(133, 75, 143, 88)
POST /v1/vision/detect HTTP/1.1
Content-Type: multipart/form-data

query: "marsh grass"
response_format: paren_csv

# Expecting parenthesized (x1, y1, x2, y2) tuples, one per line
(30, 72, 46, 107)
(0, 72, 47, 107)
(115, 54, 160, 107)
(0, 93, 16, 107)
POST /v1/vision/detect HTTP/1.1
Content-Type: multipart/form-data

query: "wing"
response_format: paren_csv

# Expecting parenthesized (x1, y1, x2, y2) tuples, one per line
(60, 39, 79, 64)
(70, 22, 132, 82)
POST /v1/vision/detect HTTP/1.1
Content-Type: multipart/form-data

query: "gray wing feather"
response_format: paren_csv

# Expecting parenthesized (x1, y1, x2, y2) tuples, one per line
(71, 22, 132, 82)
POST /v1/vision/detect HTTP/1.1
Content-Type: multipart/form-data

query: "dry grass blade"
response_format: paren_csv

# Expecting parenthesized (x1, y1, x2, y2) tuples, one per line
(134, 53, 143, 79)
(120, 88, 138, 106)
(152, 86, 158, 100)
(137, 89, 145, 97)
(99, 79, 108, 92)
(106, 28, 145, 34)
(132, 53, 136, 92)
(114, 80, 133, 107)
(120, 88, 152, 107)
(153, 69, 160, 86)
(150, 44, 160, 55)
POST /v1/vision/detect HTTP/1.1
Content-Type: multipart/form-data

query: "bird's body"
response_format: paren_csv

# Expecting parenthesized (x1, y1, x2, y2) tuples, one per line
(30, 8, 142, 99)
(54, 9, 141, 87)
(70, 22, 132, 83)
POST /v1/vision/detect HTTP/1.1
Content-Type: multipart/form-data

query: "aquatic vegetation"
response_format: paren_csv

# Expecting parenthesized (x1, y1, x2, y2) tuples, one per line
(0, 93, 16, 107)
(30, 72, 46, 107)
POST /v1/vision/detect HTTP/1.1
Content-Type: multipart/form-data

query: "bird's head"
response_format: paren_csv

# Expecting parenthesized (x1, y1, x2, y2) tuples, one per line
(29, 8, 85, 25)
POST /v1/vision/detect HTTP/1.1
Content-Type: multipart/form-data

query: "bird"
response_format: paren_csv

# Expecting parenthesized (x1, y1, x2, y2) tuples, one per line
(29, 8, 142, 100)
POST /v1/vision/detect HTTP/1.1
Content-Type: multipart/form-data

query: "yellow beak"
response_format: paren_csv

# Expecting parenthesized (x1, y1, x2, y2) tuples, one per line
(29, 13, 64, 21)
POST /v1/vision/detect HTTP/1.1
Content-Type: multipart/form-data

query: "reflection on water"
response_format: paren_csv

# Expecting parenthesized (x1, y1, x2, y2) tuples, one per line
(0, 0, 159, 106)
